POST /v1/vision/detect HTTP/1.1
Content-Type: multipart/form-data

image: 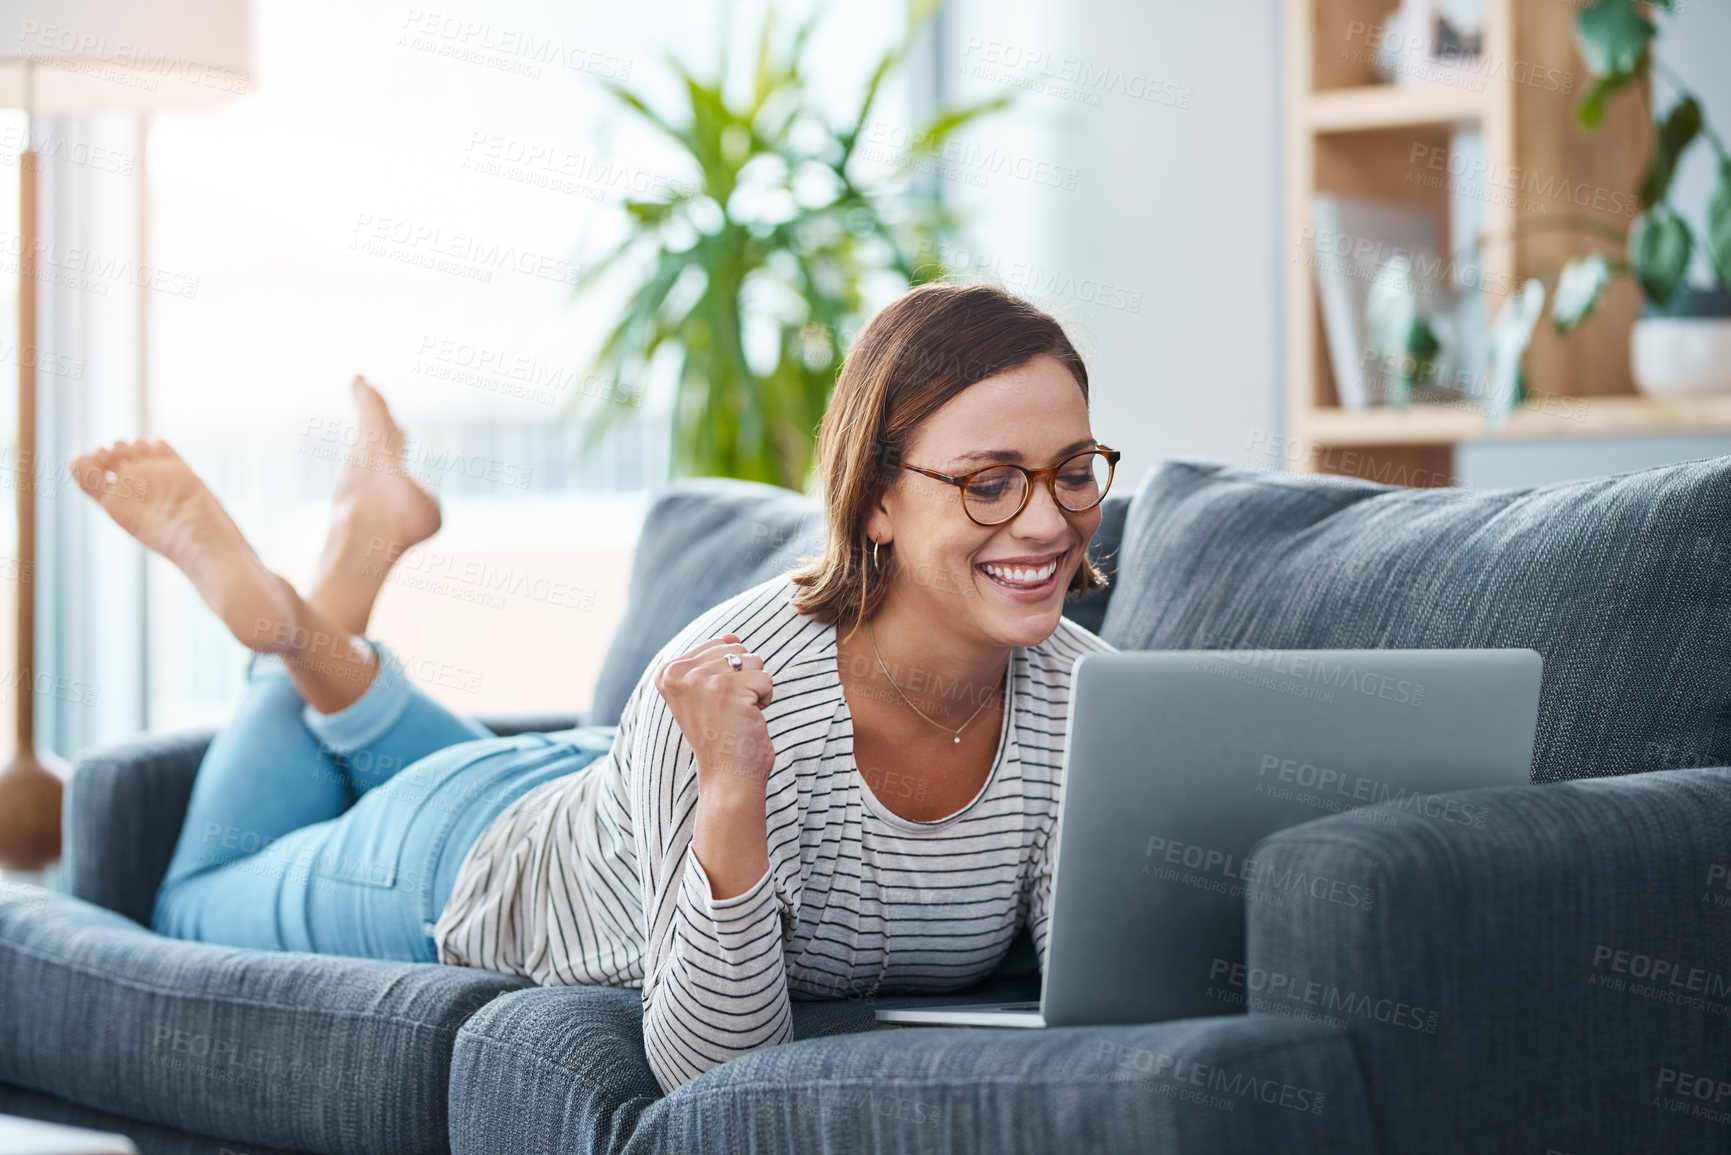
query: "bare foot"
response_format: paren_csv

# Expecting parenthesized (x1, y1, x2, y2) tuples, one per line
(70, 438, 300, 654)
(336, 374, 441, 553)
(306, 376, 443, 634)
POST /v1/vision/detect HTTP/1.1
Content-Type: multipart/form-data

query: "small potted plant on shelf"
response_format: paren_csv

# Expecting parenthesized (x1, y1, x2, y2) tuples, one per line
(1370, 0, 1731, 425)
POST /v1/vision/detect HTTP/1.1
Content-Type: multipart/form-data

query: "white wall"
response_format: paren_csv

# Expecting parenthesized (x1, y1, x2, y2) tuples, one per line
(937, 0, 1284, 494)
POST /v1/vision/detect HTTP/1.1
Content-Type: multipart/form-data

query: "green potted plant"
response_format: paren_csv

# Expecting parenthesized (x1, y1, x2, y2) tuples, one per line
(564, 0, 1011, 490)
(1369, 0, 1731, 423)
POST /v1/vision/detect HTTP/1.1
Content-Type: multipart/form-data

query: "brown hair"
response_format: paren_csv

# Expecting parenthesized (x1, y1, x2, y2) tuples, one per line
(787, 282, 1109, 639)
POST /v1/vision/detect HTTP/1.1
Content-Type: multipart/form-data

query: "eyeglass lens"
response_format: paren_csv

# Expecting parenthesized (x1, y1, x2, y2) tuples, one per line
(963, 451, 1112, 525)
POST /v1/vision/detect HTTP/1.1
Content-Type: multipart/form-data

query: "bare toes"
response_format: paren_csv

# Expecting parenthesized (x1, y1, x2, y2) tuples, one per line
(105, 439, 145, 464)
(72, 454, 124, 498)
(69, 454, 99, 494)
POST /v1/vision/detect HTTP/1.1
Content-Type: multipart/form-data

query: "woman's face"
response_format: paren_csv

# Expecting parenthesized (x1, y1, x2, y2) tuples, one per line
(867, 352, 1104, 649)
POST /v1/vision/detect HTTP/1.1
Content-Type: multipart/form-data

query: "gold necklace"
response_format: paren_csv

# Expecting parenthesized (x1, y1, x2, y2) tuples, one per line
(867, 619, 1002, 744)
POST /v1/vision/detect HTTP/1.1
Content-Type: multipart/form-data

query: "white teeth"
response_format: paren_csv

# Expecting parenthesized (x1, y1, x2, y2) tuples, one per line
(981, 558, 1058, 585)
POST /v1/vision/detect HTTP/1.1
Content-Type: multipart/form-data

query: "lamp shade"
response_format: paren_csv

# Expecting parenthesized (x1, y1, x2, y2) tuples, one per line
(0, 0, 253, 113)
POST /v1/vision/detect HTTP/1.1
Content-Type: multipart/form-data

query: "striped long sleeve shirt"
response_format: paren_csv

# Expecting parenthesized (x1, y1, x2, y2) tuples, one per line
(433, 573, 1116, 1094)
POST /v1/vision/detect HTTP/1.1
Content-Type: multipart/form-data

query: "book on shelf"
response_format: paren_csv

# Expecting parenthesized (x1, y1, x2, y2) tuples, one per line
(1308, 194, 1444, 409)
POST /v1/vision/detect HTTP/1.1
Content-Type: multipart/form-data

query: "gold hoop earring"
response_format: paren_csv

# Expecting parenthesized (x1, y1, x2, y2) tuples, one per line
(872, 538, 879, 569)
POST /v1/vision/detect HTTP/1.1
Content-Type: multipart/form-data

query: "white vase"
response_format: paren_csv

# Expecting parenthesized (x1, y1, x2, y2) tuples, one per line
(1631, 316, 1731, 396)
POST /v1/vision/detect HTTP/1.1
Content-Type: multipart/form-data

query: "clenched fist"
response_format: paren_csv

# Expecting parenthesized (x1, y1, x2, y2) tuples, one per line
(653, 633, 776, 804)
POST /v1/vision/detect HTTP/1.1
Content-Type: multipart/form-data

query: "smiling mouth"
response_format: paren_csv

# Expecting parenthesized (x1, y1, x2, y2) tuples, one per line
(976, 550, 1066, 590)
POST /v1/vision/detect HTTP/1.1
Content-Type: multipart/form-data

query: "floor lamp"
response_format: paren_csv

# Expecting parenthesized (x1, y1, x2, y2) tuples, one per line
(0, 1, 252, 871)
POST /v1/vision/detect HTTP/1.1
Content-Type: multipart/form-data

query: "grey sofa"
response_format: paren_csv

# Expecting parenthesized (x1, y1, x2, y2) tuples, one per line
(3, 455, 1729, 1154)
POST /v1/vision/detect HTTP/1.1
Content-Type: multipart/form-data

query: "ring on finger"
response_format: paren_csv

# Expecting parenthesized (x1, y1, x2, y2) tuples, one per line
(725, 652, 744, 672)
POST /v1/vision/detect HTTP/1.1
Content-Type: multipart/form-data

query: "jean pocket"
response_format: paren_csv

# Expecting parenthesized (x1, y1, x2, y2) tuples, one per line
(302, 736, 535, 898)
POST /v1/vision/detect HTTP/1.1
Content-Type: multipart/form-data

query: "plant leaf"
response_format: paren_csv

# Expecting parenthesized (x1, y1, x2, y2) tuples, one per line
(1364, 257, 1440, 404)
(1552, 253, 1613, 333)
(570, 230, 650, 299)
(1576, 0, 1654, 80)
(840, 0, 945, 165)
(1630, 205, 1695, 307)
(1392, 317, 1441, 407)
(1576, 74, 1622, 130)
(1485, 280, 1546, 430)
(911, 94, 1017, 151)
(842, 49, 900, 164)
(669, 61, 747, 201)
(596, 78, 698, 155)
(1641, 96, 1702, 210)
(749, 4, 778, 115)
(788, 0, 831, 70)
(1708, 161, 1731, 291)
(1364, 260, 1415, 361)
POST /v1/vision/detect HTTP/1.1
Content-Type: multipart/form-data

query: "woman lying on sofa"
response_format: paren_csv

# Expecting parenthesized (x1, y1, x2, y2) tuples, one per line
(68, 282, 1121, 1095)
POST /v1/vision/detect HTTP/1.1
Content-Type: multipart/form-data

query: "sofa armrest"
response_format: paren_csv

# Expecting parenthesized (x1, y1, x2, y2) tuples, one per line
(64, 728, 215, 925)
(1245, 768, 1731, 1155)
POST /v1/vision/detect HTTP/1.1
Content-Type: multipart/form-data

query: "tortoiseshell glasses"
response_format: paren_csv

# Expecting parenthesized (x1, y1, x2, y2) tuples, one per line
(899, 445, 1120, 527)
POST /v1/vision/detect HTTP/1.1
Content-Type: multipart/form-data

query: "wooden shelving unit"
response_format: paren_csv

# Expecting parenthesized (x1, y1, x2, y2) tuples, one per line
(1306, 84, 1487, 132)
(1285, 0, 1668, 486)
(1304, 392, 1731, 446)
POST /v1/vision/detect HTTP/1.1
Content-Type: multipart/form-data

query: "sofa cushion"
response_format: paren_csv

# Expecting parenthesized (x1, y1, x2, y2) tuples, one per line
(449, 979, 1376, 1155)
(0, 887, 530, 1155)
(1100, 457, 1731, 782)
(588, 479, 1129, 728)
(1064, 488, 1127, 636)
(588, 478, 825, 728)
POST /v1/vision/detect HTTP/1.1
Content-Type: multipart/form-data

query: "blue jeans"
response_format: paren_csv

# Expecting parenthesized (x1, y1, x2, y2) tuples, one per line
(153, 640, 617, 962)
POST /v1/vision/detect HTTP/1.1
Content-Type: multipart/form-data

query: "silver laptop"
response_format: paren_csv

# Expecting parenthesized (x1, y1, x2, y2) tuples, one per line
(875, 648, 1542, 1028)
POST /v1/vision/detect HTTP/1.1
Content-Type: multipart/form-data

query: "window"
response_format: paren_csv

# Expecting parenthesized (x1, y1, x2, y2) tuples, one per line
(137, 0, 910, 728)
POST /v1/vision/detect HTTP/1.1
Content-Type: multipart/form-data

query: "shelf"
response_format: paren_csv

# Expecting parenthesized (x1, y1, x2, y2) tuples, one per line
(1305, 84, 1487, 134)
(1296, 393, 1731, 447)
(1287, 1, 1656, 487)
